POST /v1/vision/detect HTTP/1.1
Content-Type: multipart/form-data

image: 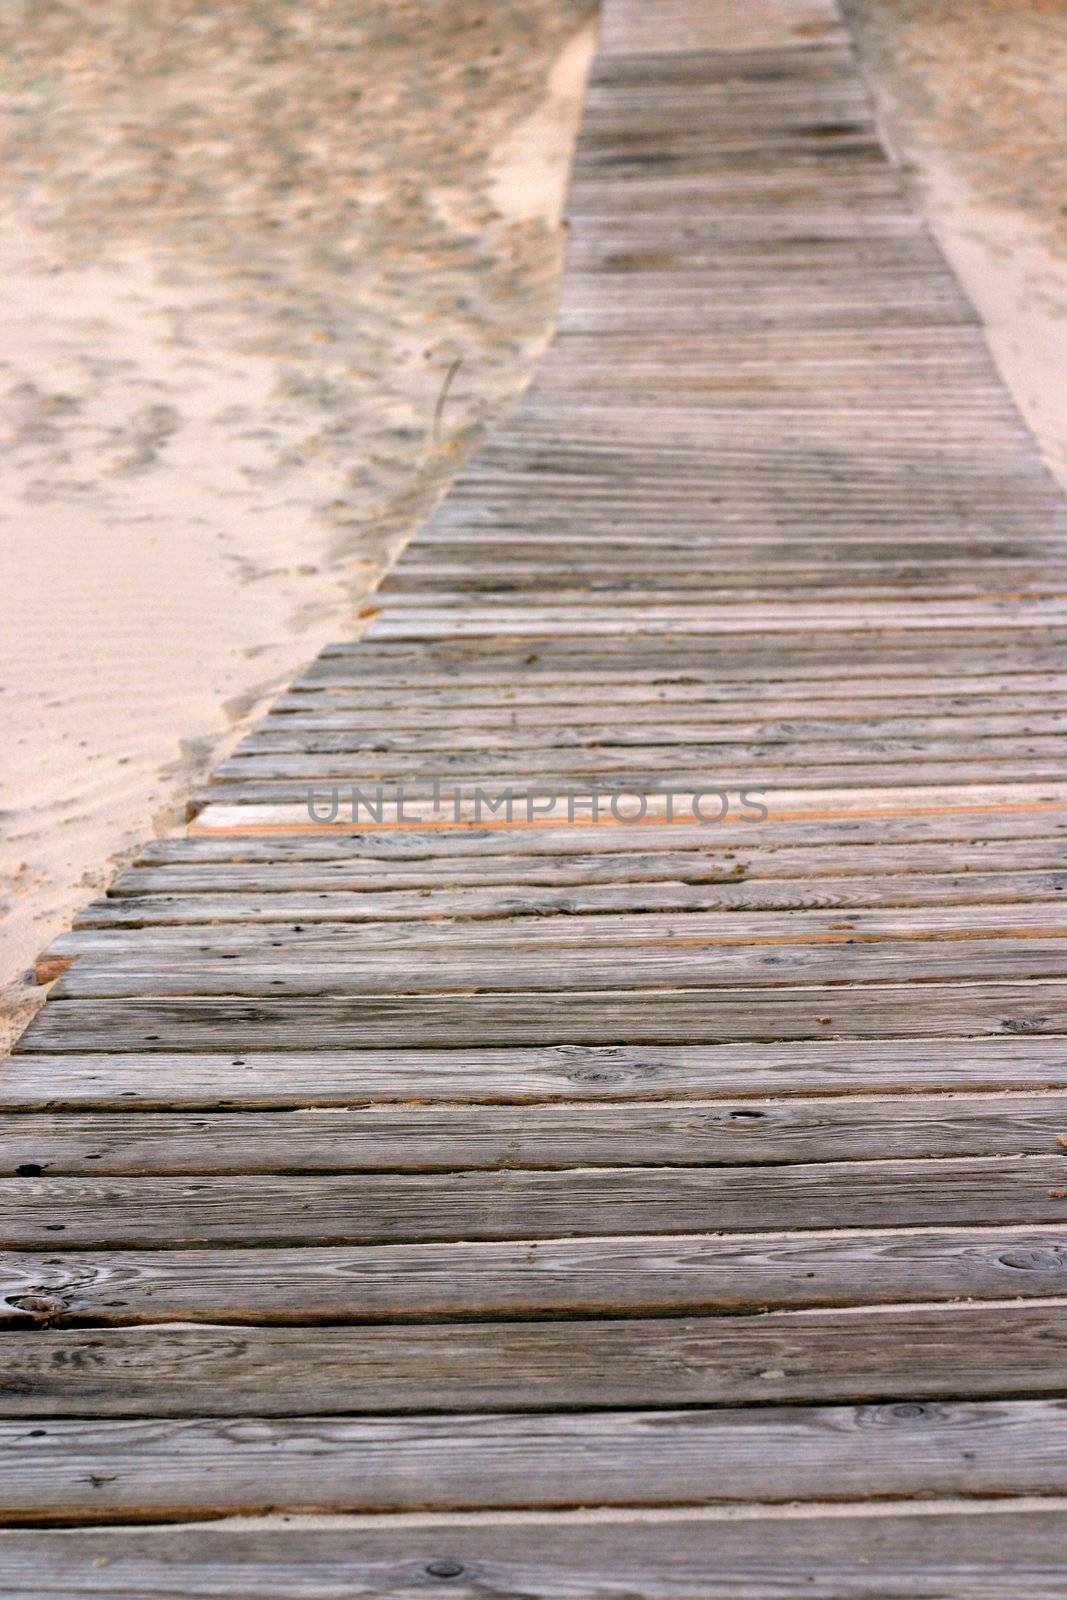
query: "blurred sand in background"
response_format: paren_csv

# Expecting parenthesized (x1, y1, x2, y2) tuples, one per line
(845, 0, 1067, 487)
(0, 0, 596, 1047)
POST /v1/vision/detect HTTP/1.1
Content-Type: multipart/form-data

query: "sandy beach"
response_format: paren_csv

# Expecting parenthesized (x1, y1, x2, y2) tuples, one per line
(2, 0, 1065, 1052)
(845, 0, 1067, 490)
(0, 0, 596, 1048)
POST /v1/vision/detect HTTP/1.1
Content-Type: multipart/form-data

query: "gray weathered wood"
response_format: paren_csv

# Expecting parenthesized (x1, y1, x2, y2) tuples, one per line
(6, 1038, 1066, 1109)
(109, 841, 1067, 889)
(7, 0, 1067, 1557)
(5, 1303, 1067, 1416)
(4, 1228, 1067, 1325)
(18, 981, 1067, 1051)
(46, 940, 1067, 1002)
(4, 1158, 1067, 1248)
(4, 1504, 1067, 1598)
(2, 1399, 1065, 1518)
(3, 1091, 1065, 1174)
(64, 870, 1067, 928)
(39, 904, 1067, 985)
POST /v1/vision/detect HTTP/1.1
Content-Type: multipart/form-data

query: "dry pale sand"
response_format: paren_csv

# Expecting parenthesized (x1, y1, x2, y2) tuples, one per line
(844, 0, 1067, 489)
(0, 2, 596, 1049)
(2, 1, 1066, 1050)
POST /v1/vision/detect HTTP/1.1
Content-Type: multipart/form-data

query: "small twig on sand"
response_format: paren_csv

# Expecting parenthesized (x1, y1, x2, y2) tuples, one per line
(433, 357, 463, 442)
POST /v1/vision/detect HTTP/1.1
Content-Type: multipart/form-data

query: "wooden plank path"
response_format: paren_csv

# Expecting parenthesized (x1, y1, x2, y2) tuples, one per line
(5, 0, 1067, 1591)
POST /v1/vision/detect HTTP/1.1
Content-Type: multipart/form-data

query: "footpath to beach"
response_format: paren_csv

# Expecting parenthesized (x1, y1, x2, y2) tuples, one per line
(4, 0, 1067, 1591)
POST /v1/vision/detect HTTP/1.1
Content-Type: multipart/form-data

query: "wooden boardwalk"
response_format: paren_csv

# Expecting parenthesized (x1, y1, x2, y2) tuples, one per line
(5, 0, 1067, 1592)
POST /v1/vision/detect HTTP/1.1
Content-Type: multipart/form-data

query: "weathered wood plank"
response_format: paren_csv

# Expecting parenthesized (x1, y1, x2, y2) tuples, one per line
(197, 772, 1067, 806)
(3, 1399, 1066, 1519)
(266, 683, 1067, 718)
(18, 981, 1067, 1051)
(6, 1038, 1065, 1109)
(4, 1227, 1067, 1325)
(5, 1504, 1067, 1599)
(165, 806, 1067, 856)
(268, 684, 1067, 724)
(4, 1158, 1067, 1248)
(106, 845, 1067, 893)
(13, 1504, 1067, 1599)
(5, 1303, 1067, 1416)
(239, 710, 1067, 751)
(65, 870, 1067, 928)
(43, 907, 1067, 978)
(258, 698, 1067, 732)
(207, 745, 1067, 790)
(47, 939, 1067, 1002)
(125, 823, 1067, 871)
(3, 1093, 1064, 1175)
(299, 638, 1067, 681)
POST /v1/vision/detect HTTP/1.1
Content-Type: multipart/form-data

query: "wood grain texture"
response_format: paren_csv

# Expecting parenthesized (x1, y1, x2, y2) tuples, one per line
(5, 1157, 1067, 1248)
(4, 1505, 1067, 1599)
(109, 837, 1067, 883)
(4, 1228, 1067, 1325)
(62, 869, 1067, 929)
(3, 1091, 1065, 1173)
(46, 940, 1067, 1001)
(18, 980, 1067, 1051)
(6, 1038, 1067, 1109)
(7, 0, 1067, 1568)
(2, 1399, 1065, 1518)
(5, 1304, 1067, 1416)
